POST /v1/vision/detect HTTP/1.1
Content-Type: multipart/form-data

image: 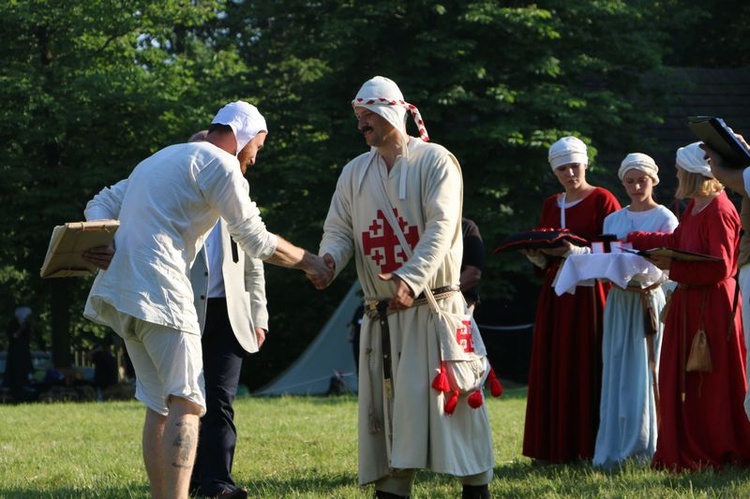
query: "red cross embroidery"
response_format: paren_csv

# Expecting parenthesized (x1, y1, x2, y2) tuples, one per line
(362, 209, 419, 273)
(456, 319, 475, 353)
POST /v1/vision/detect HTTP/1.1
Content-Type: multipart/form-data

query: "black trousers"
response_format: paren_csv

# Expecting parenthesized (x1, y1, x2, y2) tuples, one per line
(191, 297, 246, 495)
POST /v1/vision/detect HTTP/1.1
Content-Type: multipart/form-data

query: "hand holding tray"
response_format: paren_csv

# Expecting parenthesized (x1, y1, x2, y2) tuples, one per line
(619, 246, 722, 262)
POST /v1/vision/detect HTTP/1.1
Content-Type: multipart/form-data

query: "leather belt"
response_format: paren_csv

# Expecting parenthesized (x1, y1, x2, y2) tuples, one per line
(365, 284, 459, 317)
(376, 301, 393, 384)
(616, 282, 662, 294)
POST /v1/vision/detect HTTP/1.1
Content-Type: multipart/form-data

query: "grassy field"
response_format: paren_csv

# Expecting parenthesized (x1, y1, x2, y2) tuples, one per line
(1, 384, 749, 498)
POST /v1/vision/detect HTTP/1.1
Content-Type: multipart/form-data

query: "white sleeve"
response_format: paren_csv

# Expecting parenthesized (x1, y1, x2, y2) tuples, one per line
(84, 179, 128, 221)
(320, 168, 356, 279)
(196, 161, 278, 260)
(743, 167, 750, 196)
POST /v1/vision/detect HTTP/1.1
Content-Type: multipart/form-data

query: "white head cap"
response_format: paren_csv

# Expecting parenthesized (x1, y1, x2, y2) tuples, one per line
(548, 136, 588, 170)
(676, 141, 713, 178)
(15, 306, 31, 324)
(618, 152, 660, 185)
(352, 76, 430, 142)
(211, 101, 267, 156)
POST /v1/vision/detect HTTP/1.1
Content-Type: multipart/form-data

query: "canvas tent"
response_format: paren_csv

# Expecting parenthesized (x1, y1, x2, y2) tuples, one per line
(254, 281, 362, 396)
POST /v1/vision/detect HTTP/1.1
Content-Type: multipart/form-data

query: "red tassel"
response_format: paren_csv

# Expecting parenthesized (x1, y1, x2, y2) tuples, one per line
(467, 389, 484, 408)
(444, 390, 459, 415)
(431, 361, 451, 393)
(488, 368, 504, 397)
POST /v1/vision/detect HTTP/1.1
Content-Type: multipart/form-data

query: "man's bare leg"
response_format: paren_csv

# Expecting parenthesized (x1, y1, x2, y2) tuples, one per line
(143, 408, 167, 498)
(162, 396, 202, 499)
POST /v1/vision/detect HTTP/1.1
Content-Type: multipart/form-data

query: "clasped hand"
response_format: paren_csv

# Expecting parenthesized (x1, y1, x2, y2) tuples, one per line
(305, 253, 335, 290)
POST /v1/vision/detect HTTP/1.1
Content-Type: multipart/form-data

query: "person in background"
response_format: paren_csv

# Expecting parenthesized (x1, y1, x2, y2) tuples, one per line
(594, 153, 678, 468)
(89, 341, 119, 395)
(520, 136, 621, 463)
(703, 135, 750, 420)
(319, 76, 494, 498)
(82, 101, 332, 499)
(3, 306, 34, 400)
(627, 142, 750, 471)
(460, 218, 484, 313)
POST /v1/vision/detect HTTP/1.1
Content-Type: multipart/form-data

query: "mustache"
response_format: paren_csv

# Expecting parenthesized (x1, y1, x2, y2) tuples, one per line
(359, 126, 373, 134)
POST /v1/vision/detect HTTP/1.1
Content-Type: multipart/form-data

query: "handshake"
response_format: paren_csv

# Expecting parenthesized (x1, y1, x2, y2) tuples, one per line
(303, 252, 336, 290)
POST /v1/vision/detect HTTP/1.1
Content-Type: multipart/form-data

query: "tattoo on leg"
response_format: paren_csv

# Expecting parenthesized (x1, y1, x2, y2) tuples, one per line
(171, 421, 197, 469)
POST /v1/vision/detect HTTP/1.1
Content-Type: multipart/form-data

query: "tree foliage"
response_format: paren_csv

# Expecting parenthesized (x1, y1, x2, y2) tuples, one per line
(0, 0, 225, 362)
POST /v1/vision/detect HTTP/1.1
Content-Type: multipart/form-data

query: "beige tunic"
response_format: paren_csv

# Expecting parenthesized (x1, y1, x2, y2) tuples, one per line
(320, 138, 494, 484)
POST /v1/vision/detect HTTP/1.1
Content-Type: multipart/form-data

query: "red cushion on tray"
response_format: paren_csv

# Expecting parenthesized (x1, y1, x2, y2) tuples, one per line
(492, 228, 589, 254)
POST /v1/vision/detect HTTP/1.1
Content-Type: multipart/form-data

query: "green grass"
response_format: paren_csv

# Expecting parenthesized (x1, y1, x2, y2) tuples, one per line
(1, 384, 749, 498)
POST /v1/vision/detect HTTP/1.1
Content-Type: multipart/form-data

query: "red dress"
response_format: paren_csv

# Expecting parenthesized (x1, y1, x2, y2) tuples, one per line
(522, 187, 620, 462)
(628, 191, 750, 471)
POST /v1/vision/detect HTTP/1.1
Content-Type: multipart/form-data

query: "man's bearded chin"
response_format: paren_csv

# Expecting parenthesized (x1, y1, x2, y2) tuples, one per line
(360, 126, 373, 134)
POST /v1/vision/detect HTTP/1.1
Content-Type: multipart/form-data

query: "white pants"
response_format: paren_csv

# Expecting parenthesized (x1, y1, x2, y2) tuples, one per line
(101, 301, 206, 416)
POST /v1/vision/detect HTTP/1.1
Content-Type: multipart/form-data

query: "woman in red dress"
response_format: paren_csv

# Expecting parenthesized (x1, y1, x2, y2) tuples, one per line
(628, 142, 750, 471)
(521, 136, 620, 463)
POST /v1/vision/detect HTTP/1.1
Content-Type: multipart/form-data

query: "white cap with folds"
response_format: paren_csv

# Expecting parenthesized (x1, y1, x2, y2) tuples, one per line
(15, 306, 31, 324)
(211, 101, 267, 155)
(548, 136, 588, 170)
(352, 76, 430, 142)
(618, 152, 660, 185)
(676, 141, 713, 178)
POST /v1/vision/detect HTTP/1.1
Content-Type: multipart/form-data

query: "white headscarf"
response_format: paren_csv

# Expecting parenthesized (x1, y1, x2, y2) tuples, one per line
(352, 76, 430, 142)
(15, 306, 31, 325)
(676, 141, 713, 178)
(548, 136, 588, 170)
(211, 101, 267, 156)
(618, 152, 660, 185)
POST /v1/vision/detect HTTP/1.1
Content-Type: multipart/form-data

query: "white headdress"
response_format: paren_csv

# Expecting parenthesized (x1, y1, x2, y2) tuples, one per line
(211, 101, 267, 156)
(618, 152, 660, 185)
(548, 136, 588, 170)
(15, 306, 32, 325)
(677, 142, 714, 178)
(352, 76, 430, 142)
(676, 141, 713, 178)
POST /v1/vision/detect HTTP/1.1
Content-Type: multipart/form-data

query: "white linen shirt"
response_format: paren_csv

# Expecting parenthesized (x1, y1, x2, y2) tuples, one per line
(83, 141, 278, 335)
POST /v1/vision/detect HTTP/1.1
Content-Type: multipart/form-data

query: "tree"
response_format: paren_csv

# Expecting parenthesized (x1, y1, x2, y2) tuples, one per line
(656, 0, 750, 68)
(0, 0, 227, 366)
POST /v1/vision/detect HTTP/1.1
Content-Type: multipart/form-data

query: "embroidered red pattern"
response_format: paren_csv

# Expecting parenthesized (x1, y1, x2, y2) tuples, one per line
(456, 319, 475, 353)
(362, 209, 419, 273)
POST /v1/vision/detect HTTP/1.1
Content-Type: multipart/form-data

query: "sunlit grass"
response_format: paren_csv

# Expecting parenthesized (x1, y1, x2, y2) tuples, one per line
(1, 385, 749, 498)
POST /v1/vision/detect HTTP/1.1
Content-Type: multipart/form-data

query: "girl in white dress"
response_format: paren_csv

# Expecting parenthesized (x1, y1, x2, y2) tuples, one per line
(594, 153, 678, 468)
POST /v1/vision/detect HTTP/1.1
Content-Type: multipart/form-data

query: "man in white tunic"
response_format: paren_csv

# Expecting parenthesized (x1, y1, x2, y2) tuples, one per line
(319, 77, 494, 498)
(82, 101, 331, 499)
